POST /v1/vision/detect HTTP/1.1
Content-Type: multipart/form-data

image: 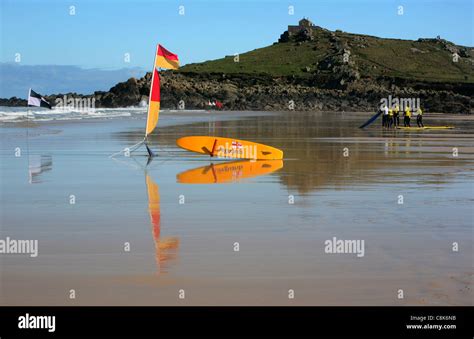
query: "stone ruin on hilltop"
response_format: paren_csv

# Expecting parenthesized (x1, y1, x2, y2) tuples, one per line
(279, 17, 321, 43)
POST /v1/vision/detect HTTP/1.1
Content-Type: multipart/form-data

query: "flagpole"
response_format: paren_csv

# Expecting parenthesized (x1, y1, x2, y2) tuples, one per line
(26, 88, 31, 183)
(110, 45, 158, 159)
(142, 44, 160, 158)
(110, 44, 162, 159)
(145, 44, 159, 141)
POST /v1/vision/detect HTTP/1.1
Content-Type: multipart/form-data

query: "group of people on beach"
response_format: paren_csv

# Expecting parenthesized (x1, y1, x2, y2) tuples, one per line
(381, 104, 424, 128)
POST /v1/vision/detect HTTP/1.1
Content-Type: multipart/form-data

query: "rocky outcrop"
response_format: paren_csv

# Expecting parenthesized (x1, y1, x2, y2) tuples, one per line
(418, 38, 471, 57)
(15, 70, 467, 113)
(2, 68, 471, 113)
(0, 97, 27, 106)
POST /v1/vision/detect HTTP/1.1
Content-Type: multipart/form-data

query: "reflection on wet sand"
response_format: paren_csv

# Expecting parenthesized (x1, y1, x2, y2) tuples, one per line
(145, 173, 179, 275)
(28, 154, 52, 184)
(3, 112, 471, 305)
(177, 160, 283, 184)
(150, 113, 474, 194)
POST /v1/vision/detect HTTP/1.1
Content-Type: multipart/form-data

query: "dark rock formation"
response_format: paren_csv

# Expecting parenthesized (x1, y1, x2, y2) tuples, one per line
(19, 70, 468, 114)
(3, 70, 471, 113)
(0, 97, 27, 106)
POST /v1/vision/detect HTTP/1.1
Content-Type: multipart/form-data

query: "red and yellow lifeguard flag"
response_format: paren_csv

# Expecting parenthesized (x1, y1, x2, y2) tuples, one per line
(145, 44, 180, 137)
(145, 68, 161, 136)
(156, 45, 180, 70)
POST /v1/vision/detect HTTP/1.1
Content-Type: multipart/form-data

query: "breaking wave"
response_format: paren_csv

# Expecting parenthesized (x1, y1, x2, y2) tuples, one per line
(0, 106, 147, 123)
(0, 106, 212, 123)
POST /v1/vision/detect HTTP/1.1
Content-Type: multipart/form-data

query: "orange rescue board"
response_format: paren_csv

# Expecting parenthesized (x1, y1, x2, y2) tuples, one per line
(177, 160, 283, 184)
(176, 136, 283, 160)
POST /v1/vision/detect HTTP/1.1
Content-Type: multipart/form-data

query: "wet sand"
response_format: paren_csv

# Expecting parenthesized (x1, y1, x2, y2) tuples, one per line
(0, 111, 473, 305)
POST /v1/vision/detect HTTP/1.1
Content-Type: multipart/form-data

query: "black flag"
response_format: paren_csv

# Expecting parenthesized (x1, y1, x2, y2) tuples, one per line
(28, 89, 52, 109)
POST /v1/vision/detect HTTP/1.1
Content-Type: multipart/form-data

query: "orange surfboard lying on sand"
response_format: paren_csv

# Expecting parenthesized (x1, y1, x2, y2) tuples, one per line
(177, 160, 283, 184)
(176, 136, 283, 160)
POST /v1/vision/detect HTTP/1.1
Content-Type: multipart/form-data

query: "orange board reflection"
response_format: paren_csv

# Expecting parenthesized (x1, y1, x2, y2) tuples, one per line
(177, 160, 283, 184)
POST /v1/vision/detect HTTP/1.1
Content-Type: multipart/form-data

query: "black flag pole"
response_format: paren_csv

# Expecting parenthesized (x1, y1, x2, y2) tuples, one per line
(26, 89, 31, 183)
(145, 141, 155, 158)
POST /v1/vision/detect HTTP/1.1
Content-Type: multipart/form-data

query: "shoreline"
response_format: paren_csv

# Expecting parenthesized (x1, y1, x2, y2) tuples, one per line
(1, 108, 473, 128)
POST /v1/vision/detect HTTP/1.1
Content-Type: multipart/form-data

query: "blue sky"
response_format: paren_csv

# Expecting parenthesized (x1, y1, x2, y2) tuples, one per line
(1, 0, 472, 70)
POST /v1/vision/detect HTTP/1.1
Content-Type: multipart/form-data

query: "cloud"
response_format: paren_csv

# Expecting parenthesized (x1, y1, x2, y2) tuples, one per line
(0, 63, 145, 98)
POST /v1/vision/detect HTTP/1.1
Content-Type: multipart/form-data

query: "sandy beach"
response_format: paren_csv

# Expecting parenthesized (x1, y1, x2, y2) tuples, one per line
(0, 110, 473, 305)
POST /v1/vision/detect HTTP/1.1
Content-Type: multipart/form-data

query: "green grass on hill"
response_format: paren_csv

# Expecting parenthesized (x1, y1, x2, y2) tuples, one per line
(351, 36, 473, 82)
(181, 42, 327, 77)
(180, 29, 473, 83)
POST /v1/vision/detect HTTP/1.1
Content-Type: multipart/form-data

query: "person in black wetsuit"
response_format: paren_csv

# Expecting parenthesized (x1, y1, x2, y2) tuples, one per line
(416, 107, 424, 127)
